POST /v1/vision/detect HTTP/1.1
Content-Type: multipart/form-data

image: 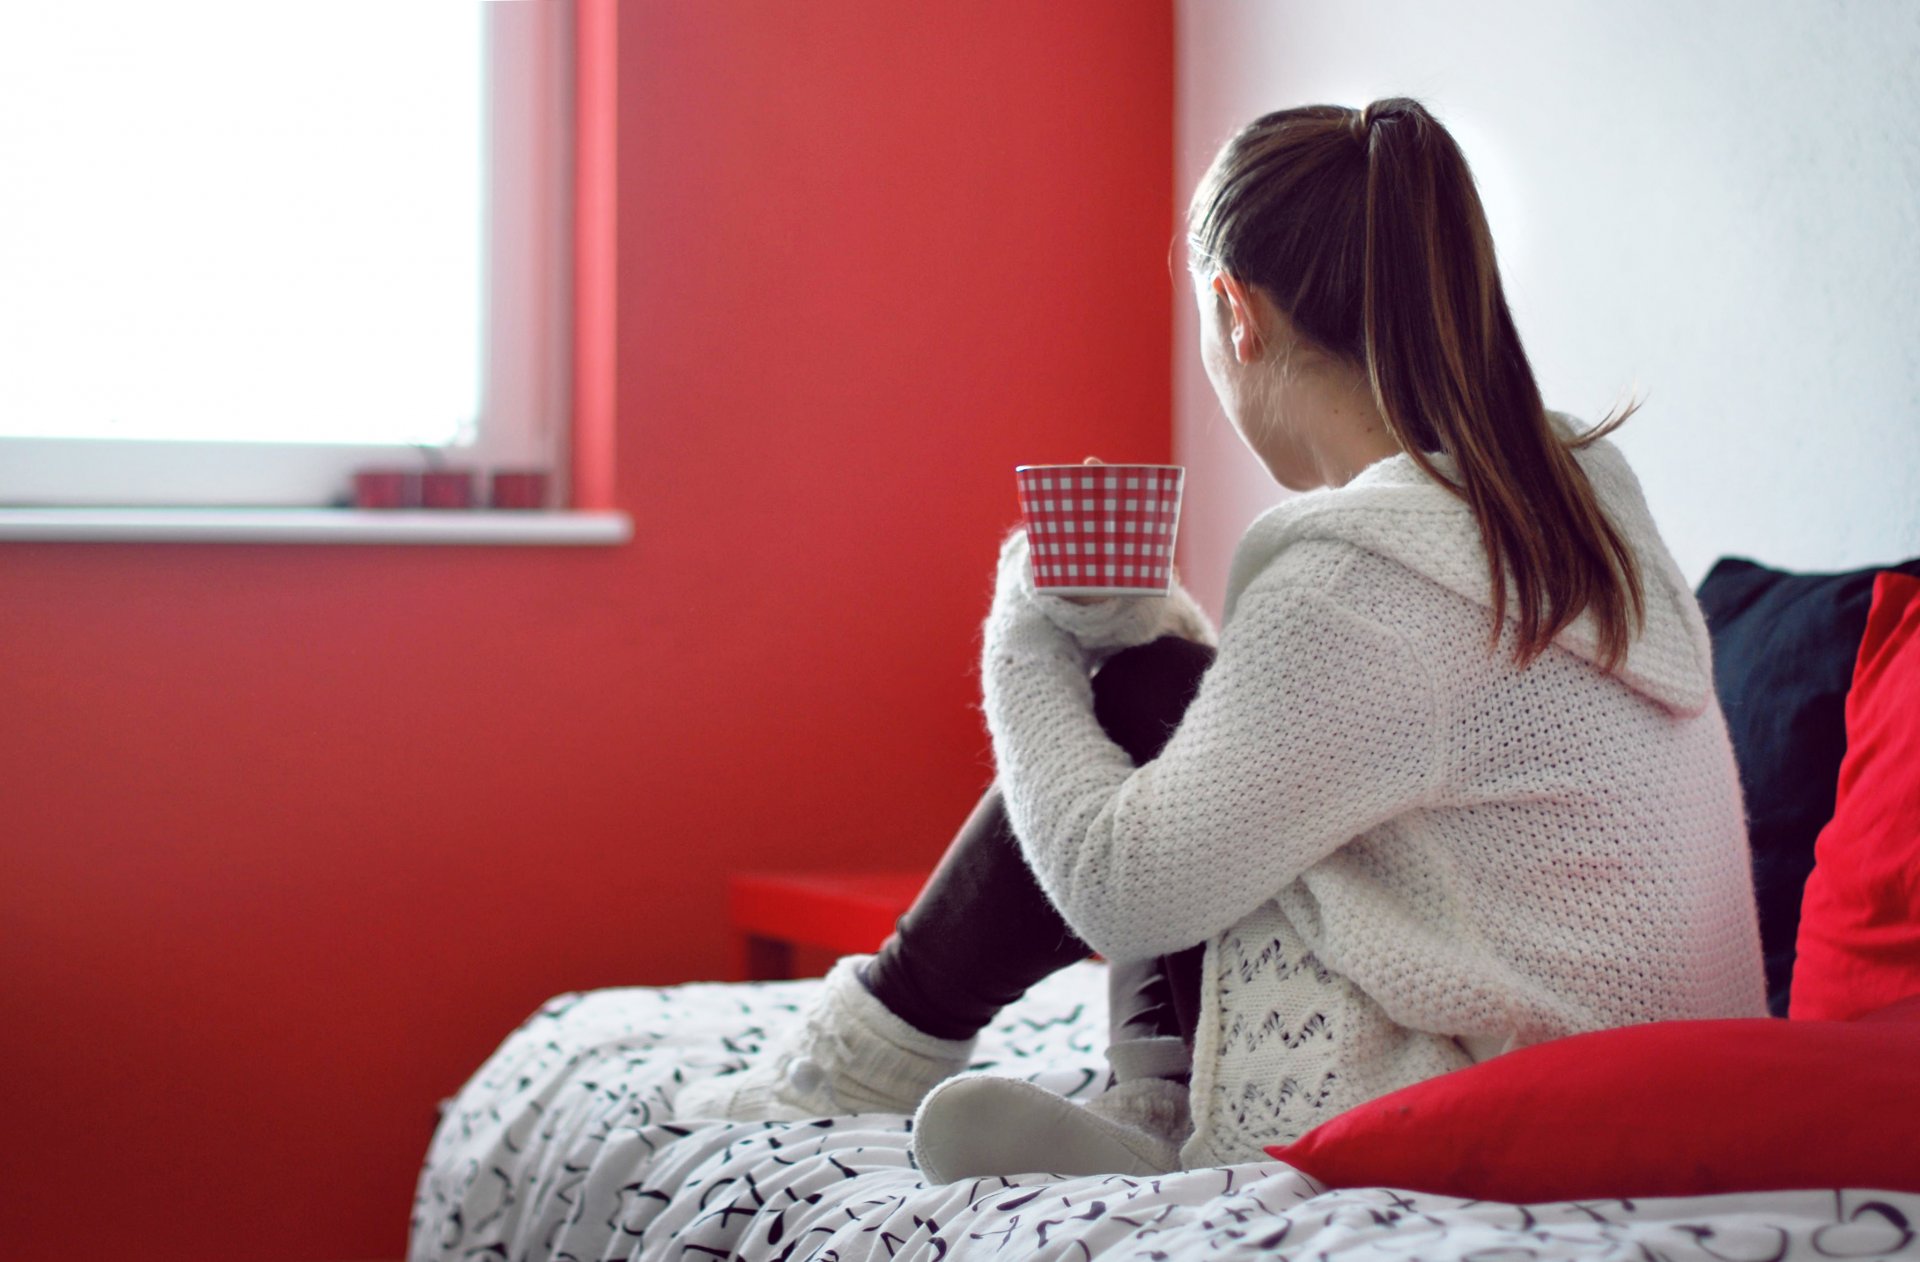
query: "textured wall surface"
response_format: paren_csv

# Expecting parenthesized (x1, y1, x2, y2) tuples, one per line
(1174, 0, 1920, 611)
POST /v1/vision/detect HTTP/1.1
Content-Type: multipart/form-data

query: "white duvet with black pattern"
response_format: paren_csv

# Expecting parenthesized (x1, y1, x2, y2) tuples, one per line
(409, 961, 1919, 1262)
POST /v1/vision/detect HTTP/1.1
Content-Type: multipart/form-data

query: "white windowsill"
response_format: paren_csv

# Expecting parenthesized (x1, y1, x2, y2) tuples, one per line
(0, 507, 633, 546)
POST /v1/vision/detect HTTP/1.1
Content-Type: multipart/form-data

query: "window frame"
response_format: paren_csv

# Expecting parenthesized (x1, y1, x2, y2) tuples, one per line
(0, 2, 576, 511)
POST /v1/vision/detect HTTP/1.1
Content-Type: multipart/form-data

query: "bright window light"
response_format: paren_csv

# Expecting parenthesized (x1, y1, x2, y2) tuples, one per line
(0, 4, 483, 446)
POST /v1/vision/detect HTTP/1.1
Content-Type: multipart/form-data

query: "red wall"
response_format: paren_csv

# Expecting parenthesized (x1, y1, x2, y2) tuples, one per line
(0, 3, 1172, 1259)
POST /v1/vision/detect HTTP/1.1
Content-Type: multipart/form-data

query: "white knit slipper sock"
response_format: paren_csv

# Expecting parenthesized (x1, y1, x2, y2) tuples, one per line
(1104, 1034, 1191, 1085)
(911, 1074, 1192, 1183)
(675, 955, 976, 1121)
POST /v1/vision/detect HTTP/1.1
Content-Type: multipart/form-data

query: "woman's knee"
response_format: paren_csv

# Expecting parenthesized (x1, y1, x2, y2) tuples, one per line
(1091, 635, 1216, 764)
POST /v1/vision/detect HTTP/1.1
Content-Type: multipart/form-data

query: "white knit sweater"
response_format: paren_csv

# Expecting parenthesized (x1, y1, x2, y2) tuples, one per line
(980, 418, 1768, 1167)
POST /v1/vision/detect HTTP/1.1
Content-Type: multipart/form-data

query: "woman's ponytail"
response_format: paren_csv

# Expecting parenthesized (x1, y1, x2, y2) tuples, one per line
(1354, 99, 1647, 672)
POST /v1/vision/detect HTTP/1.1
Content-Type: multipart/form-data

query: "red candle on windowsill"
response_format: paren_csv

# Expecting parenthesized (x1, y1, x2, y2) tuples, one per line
(421, 469, 477, 509)
(353, 469, 421, 509)
(489, 470, 550, 510)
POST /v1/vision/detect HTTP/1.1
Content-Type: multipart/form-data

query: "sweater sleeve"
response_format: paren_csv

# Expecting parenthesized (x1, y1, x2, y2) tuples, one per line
(993, 527, 1218, 661)
(981, 532, 1445, 962)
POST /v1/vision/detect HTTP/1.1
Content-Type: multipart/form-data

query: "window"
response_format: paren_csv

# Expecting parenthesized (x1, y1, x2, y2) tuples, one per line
(0, 2, 574, 509)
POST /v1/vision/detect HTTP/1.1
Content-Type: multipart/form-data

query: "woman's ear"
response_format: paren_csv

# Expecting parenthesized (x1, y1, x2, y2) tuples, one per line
(1211, 272, 1265, 365)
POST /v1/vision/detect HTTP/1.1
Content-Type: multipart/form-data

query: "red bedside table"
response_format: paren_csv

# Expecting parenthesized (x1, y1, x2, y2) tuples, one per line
(729, 871, 927, 980)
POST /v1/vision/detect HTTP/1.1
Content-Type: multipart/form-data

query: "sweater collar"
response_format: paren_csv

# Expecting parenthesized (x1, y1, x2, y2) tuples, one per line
(1222, 412, 1716, 717)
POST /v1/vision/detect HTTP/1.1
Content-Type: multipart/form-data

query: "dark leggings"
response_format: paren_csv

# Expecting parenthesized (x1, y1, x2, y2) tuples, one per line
(862, 635, 1215, 1056)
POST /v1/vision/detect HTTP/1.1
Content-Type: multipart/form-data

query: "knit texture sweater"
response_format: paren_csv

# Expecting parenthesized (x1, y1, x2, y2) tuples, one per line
(980, 419, 1768, 1168)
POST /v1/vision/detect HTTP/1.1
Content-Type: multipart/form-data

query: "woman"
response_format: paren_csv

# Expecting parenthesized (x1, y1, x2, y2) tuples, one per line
(677, 98, 1767, 1180)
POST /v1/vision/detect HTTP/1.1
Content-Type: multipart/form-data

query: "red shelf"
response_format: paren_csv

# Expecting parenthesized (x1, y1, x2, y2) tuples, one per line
(728, 871, 927, 979)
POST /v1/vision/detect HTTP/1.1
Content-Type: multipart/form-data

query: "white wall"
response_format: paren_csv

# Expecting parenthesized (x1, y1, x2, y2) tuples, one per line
(1173, 0, 1920, 615)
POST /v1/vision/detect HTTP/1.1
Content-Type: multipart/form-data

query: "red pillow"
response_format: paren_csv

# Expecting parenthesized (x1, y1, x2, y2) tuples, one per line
(1791, 571, 1920, 1020)
(1264, 999, 1920, 1202)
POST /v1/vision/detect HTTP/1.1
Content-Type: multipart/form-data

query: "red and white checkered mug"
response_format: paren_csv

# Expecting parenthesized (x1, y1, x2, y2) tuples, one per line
(1014, 464, 1185, 597)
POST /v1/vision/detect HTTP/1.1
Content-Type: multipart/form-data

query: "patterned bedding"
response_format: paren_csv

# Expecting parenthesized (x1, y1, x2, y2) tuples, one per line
(409, 961, 1920, 1261)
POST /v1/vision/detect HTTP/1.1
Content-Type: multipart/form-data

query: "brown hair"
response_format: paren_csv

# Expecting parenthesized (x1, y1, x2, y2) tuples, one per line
(1186, 98, 1645, 674)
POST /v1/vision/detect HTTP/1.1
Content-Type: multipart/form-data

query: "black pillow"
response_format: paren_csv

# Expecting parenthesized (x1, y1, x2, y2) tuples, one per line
(1696, 555, 1920, 1016)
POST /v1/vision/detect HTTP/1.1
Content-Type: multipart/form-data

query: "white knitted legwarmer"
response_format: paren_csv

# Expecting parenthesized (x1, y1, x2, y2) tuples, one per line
(674, 955, 974, 1121)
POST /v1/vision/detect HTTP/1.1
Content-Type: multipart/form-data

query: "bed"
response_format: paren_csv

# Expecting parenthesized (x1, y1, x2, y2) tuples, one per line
(408, 554, 1920, 1261)
(406, 960, 1920, 1261)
